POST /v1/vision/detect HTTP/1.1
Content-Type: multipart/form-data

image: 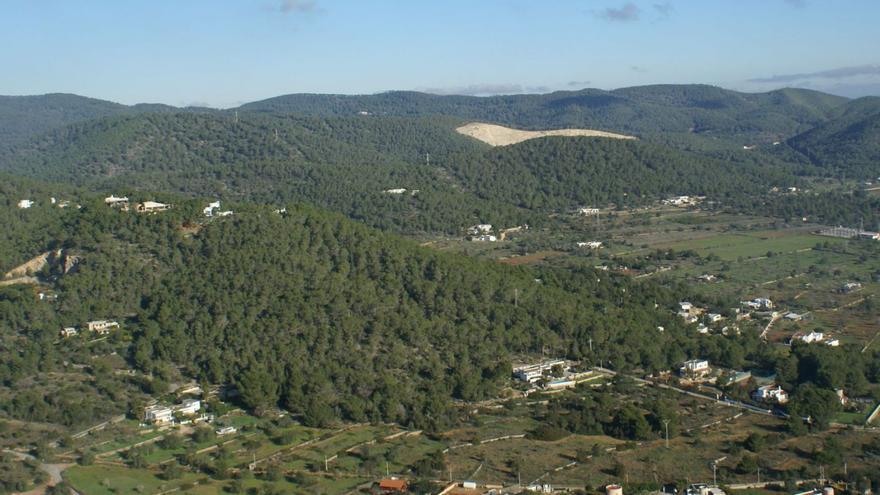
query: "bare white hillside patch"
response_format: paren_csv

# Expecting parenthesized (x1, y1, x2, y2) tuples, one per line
(456, 122, 636, 146)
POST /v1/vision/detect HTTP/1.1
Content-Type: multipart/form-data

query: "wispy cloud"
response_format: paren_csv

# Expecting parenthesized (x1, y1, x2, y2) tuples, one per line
(567, 80, 592, 87)
(748, 64, 880, 83)
(419, 84, 549, 96)
(653, 2, 674, 17)
(278, 0, 318, 14)
(596, 2, 640, 22)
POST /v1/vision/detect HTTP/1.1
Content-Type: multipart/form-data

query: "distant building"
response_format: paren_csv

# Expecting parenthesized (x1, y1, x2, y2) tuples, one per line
(707, 313, 723, 323)
(86, 320, 119, 334)
(576, 241, 603, 249)
(790, 331, 824, 344)
(753, 384, 789, 404)
(383, 188, 407, 194)
(136, 201, 172, 213)
(841, 282, 862, 293)
(60, 327, 78, 338)
(378, 479, 408, 493)
(513, 359, 568, 383)
(468, 224, 493, 235)
(175, 399, 201, 416)
(784, 312, 804, 321)
(472, 235, 496, 242)
(216, 426, 237, 435)
(680, 359, 710, 377)
(104, 195, 130, 209)
(742, 298, 773, 310)
(203, 201, 221, 217)
(819, 226, 879, 240)
(578, 207, 600, 215)
(144, 405, 174, 423)
(17, 199, 34, 209)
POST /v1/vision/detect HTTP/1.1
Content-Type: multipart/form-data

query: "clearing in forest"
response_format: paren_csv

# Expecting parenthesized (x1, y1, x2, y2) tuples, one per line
(456, 122, 636, 146)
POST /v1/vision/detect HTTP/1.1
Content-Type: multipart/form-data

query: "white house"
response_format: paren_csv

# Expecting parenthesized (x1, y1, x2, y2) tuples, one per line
(216, 426, 237, 436)
(60, 327, 78, 338)
(696, 324, 710, 334)
(707, 313, 723, 323)
(144, 405, 174, 423)
(87, 320, 120, 334)
(136, 201, 172, 213)
(578, 207, 600, 215)
(742, 297, 773, 310)
(798, 331, 825, 344)
(17, 199, 34, 209)
(383, 188, 407, 194)
(753, 385, 789, 404)
(680, 359, 710, 377)
(203, 201, 221, 217)
(679, 301, 694, 312)
(104, 196, 129, 209)
(784, 312, 804, 321)
(468, 224, 493, 235)
(513, 360, 567, 383)
(472, 235, 496, 242)
(174, 399, 201, 415)
(577, 241, 603, 249)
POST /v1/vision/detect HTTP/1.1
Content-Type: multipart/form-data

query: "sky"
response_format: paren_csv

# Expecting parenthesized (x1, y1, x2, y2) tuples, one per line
(1, 0, 879, 107)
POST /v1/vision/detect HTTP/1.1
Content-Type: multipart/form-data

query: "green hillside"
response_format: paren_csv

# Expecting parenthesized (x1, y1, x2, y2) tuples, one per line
(0, 111, 809, 233)
(240, 85, 849, 147)
(786, 96, 880, 178)
(0, 190, 695, 429)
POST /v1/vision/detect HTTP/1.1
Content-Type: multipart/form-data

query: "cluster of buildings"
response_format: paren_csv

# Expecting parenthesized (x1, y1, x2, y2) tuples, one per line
(468, 224, 497, 242)
(59, 319, 120, 338)
(741, 297, 774, 311)
(662, 195, 703, 207)
(16, 197, 75, 209)
(512, 359, 596, 391)
(143, 398, 202, 424)
(789, 330, 840, 347)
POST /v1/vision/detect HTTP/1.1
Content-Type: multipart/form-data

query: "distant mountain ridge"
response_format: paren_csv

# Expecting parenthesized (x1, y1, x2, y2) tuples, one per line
(0, 93, 213, 148)
(0, 85, 850, 149)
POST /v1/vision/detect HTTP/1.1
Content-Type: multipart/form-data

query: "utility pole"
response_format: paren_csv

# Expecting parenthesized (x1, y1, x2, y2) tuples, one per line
(712, 462, 717, 486)
(588, 338, 593, 353)
(514, 288, 518, 308)
(757, 467, 761, 484)
(386, 461, 389, 478)
(663, 420, 670, 449)
(426, 153, 430, 167)
(324, 455, 328, 472)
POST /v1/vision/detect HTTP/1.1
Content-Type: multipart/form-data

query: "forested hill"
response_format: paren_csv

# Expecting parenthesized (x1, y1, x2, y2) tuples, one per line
(0, 93, 208, 148)
(0, 111, 807, 233)
(0, 192, 699, 428)
(785, 96, 880, 178)
(447, 136, 799, 210)
(239, 85, 848, 145)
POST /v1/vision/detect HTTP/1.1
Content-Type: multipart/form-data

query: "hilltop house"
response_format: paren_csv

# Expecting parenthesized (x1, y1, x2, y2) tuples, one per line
(378, 479, 408, 493)
(176, 399, 202, 416)
(17, 199, 34, 209)
(513, 360, 568, 383)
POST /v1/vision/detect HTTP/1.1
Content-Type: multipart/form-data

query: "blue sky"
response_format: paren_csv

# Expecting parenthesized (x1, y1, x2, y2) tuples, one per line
(2, 0, 879, 107)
